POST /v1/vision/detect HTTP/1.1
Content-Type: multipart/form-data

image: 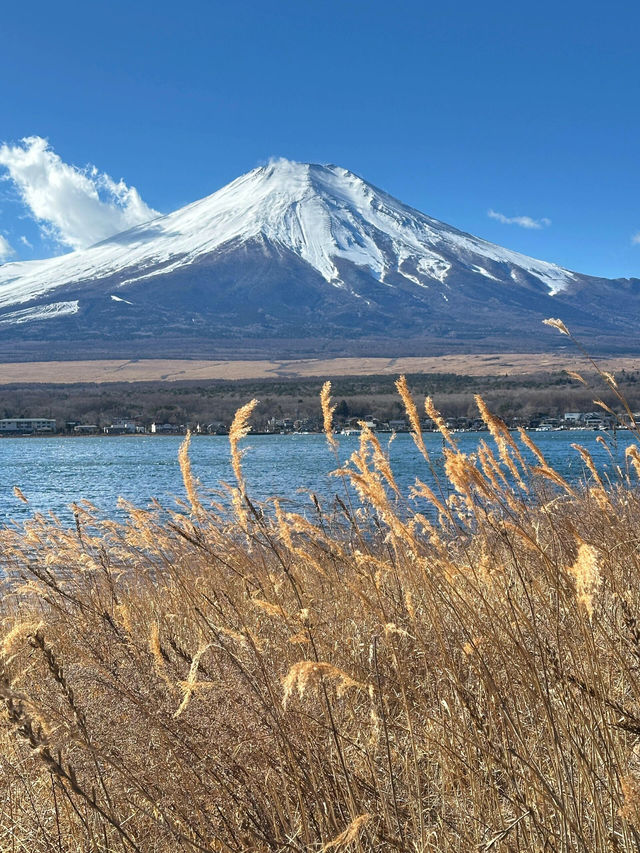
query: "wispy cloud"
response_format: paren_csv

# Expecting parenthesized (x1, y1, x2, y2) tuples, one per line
(0, 234, 15, 262)
(488, 209, 551, 230)
(19, 235, 32, 248)
(0, 136, 159, 251)
(632, 232, 640, 245)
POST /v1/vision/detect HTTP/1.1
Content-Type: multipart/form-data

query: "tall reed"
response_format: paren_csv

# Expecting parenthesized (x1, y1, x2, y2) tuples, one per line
(0, 325, 639, 850)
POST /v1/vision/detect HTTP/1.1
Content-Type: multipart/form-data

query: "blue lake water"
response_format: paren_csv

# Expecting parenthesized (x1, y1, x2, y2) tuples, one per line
(0, 430, 637, 525)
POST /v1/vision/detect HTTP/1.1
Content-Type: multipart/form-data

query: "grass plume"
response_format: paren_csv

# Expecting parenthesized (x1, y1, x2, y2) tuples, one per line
(321, 380, 338, 452)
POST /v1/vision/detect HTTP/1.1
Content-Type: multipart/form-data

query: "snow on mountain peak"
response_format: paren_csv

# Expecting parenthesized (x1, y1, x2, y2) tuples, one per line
(0, 159, 575, 311)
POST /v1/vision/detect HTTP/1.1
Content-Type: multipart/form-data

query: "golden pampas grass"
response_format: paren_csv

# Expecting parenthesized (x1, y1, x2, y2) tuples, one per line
(178, 431, 204, 517)
(567, 542, 600, 619)
(12, 486, 28, 504)
(475, 394, 526, 489)
(174, 643, 212, 717)
(282, 661, 367, 707)
(626, 444, 640, 479)
(229, 398, 259, 491)
(359, 421, 400, 495)
(444, 449, 492, 503)
(534, 466, 577, 496)
(571, 443, 606, 492)
(396, 374, 430, 462)
(1, 621, 41, 658)
(321, 813, 371, 851)
(518, 426, 548, 467)
(619, 773, 640, 827)
(425, 395, 455, 447)
(320, 380, 338, 452)
(566, 369, 586, 384)
(543, 317, 570, 336)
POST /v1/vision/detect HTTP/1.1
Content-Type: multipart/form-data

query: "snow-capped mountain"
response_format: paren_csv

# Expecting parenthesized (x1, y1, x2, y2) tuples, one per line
(0, 160, 637, 359)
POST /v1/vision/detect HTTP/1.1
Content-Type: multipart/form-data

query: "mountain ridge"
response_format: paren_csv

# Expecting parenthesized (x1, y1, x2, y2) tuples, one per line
(0, 159, 637, 360)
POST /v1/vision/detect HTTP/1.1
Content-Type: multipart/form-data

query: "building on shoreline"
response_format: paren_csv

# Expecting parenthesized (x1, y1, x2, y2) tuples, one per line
(0, 418, 56, 434)
(104, 420, 144, 435)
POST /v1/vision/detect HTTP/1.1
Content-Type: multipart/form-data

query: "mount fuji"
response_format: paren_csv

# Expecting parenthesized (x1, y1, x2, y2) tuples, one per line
(0, 159, 638, 360)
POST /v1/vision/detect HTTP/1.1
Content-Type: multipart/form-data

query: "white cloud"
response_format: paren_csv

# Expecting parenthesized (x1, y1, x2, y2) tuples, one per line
(632, 232, 640, 245)
(488, 209, 551, 229)
(19, 235, 32, 248)
(0, 136, 159, 251)
(0, 235, 15, 262)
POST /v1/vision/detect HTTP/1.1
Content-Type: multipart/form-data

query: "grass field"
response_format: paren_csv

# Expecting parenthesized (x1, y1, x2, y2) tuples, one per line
(2, 364, 640, 850)
(2, 351, 640, 383)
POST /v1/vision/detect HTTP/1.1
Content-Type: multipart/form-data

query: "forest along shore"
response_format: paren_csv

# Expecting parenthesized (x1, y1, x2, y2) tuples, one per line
(1, 366, 640, 435)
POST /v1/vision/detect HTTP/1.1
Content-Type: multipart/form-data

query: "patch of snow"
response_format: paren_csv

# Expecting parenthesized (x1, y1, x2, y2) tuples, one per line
(417, 256, 451, 283)
(350, 291, 373, 306)
(471, 265, 501, 282)
(110, 294, 134, 304)
(440, 227, 575, 294)
(400, 270, 428, 289)
(0, 300, 79, 325)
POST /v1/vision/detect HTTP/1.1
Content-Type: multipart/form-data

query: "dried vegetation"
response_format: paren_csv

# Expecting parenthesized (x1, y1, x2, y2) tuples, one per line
(1, 331, 640, 850)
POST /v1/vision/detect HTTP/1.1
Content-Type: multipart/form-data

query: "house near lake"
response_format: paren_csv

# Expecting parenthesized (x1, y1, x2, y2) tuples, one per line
(0, 418, 56, 435)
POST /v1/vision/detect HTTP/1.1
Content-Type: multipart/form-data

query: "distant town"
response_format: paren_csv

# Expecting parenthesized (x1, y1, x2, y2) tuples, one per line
(0, 409, 635, 437)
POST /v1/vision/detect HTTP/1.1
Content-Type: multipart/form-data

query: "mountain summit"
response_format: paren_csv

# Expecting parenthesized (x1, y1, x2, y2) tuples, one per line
(0, 160, 637, 359)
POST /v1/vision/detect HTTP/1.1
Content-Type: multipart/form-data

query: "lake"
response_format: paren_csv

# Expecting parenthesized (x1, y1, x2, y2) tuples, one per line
(0, 430, 637, 525)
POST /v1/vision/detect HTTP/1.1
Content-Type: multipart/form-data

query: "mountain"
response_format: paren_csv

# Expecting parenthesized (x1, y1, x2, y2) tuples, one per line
(0, 159, 638, 360)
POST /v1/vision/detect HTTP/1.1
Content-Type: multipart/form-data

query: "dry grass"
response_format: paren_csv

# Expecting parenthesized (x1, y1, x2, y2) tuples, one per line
(2, 352, 640, 383)
(2, 348, 640, 849)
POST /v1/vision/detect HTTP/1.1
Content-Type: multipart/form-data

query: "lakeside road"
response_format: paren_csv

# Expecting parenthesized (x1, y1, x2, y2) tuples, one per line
(2, 353, 640, 383)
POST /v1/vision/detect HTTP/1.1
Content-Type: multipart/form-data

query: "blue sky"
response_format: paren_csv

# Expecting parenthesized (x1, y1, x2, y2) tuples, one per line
(0, 0, 638, 278)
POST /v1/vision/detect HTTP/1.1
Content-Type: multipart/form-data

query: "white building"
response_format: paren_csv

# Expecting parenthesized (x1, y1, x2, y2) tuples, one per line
(104, 420, 139, 435)
(0, 418, 56, 434)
